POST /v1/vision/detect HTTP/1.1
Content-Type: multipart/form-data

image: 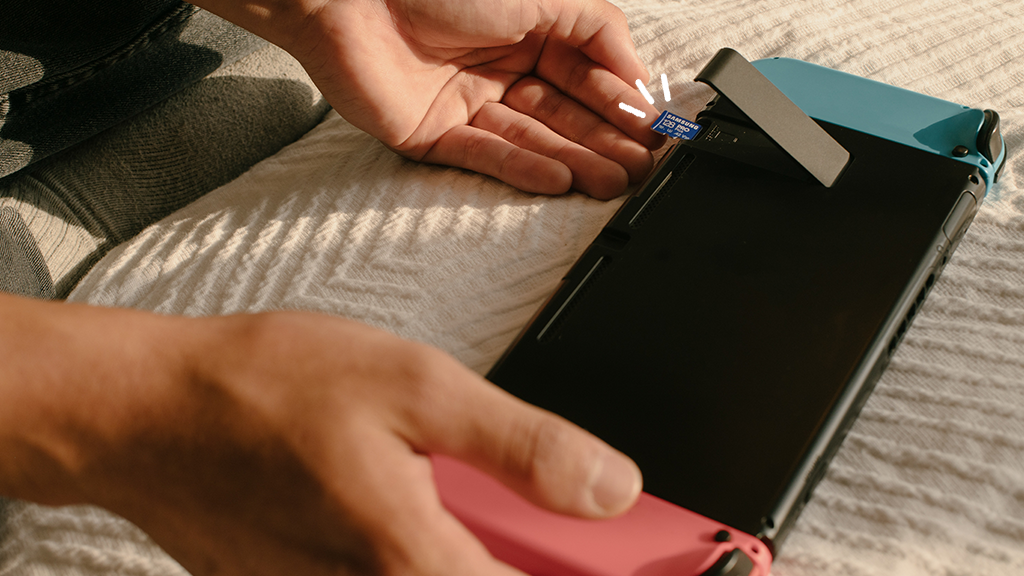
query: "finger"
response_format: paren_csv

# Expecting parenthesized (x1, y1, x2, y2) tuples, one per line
(422, 125, 573, 194)
(501, 76, 653, 186)
(536, 40, 666, 151)
(347, 432, 531, 576)
(393, 34, 547, 158)
(398, 353, 642, 519)
(530, 0, 648, 85)
(472, 102, 629, 199)
(333, 428, 528, 569)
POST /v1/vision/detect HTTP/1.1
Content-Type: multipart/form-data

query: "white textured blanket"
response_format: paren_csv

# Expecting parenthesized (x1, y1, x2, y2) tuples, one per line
(3, 0, 1022, 574)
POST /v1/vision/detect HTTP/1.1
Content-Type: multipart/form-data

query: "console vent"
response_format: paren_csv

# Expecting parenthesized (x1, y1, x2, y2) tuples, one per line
(537, 256, 610, 343)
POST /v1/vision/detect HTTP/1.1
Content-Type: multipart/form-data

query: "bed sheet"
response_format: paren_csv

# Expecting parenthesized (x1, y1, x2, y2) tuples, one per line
(2, 0, 1022, 574)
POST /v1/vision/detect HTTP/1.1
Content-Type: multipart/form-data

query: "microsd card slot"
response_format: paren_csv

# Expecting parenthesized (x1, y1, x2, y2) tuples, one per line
(536, 256, 609, 343)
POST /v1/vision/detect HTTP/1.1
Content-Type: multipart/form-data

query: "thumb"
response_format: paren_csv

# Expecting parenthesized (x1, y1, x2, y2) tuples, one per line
(484, 407, 645, 518)
(533, 0, 649, 85)
(411, 364, 642, 518)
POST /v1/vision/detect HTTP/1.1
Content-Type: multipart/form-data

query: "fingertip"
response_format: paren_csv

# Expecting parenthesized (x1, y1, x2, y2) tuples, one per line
(522, 157, 573, 195)
(633, 110, 668, 152)
(595, 39, 649, 89)
(627, 51, 651, 87)
(577, 161, 629, 200)
(626, 150, 655, 185)
(638, 58, 652, 85)
(648, 132, 668, 152)
(586, 447, 643, 517)
(424, 126, 573, 195)
(597, 42, 648, 87)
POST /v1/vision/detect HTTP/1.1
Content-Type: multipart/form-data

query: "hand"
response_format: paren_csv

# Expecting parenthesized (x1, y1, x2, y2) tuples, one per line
(0, 299, 642, 576)
(193, 0, 666, 198)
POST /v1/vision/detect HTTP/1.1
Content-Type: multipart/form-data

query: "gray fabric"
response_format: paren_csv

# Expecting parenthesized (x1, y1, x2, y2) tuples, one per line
(0, 2, 268, 178)
(0, 207, 54, 299)
(0, 498, 9, 551)
(0, 43, 330, 298)
(0, 0, 181, 94)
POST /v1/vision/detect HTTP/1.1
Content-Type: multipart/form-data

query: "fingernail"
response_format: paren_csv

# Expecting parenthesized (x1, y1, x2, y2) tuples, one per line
(588, 448, 642, 516)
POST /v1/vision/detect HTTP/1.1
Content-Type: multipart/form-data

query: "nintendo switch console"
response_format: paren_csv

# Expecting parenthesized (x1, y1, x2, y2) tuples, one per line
(433, 49, 1007, 576)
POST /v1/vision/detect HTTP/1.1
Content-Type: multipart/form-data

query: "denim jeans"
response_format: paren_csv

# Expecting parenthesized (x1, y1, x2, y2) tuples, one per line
(2, 1, 260, 178)
(0, 3, 330, 298)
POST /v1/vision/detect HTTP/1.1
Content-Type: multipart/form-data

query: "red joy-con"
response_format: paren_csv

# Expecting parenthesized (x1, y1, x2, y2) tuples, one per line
(433, 456, 773, 576)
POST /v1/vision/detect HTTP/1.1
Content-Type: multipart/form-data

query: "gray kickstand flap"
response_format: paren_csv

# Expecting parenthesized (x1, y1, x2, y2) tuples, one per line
(695, 48, 850, 188)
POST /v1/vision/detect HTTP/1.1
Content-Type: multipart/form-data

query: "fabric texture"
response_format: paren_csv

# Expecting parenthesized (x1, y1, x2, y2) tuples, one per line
(0, 1, 266, 178)
(0, 207, 53, 298)
(0, 41, 329, 298)
(2, 0, 1023, 574)
(0, 0, 181, 94)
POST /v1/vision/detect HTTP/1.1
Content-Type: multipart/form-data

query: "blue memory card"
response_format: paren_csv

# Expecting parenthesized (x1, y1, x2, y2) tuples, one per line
(650, 111, 703, 140)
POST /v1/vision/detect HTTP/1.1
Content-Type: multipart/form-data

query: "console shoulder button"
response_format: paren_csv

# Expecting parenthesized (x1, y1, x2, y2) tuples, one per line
(699, 548, 755, 576)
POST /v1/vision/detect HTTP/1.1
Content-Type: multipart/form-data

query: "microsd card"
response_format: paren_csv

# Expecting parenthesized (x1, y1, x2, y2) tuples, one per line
(650, 111, 702, 140)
